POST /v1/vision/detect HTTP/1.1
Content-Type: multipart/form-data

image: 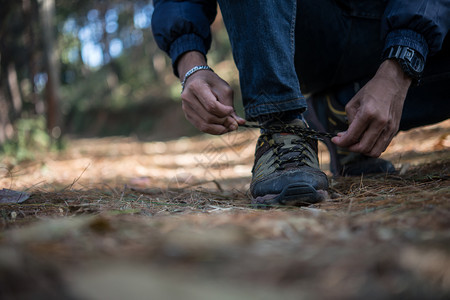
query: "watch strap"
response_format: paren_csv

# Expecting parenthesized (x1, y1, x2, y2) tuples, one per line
(383, 45, 425, 83)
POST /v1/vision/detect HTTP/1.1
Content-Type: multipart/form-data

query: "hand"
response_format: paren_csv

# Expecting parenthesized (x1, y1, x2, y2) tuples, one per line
(177, 51, 245, 135)
(332, 60, 412, 157)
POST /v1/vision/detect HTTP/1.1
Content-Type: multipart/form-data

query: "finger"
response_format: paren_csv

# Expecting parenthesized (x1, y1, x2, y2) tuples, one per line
(231, 113, 246, 125)
(347, 108, 391, 155)
(184, 85, 238, 132)
(223, 116, 238, 131)
(184, 108, 229, 135)
(213, 88, 245, 126)
(193, 83, 234, 117)
(212, 82, 234, 107)
(222, 114, 238, 130)
(182, 89, 225, 124)
(347, 125, 384, 155)
(210, 85, 243, 130)
(189, 102, 237, 131)
(332, 114, 370, 148)
(184, 95, 228, 126)
(211, 85, 245, 125)
(367, 136, 389, 158)
(369, 128, 396, 157)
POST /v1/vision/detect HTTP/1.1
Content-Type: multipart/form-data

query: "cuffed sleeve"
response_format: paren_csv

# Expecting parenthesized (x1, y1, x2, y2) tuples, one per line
(384, 29, 429, 59)
(151, 0, 217, 76)
(382, 0, 450, 58)
(169, 34, 207, 69)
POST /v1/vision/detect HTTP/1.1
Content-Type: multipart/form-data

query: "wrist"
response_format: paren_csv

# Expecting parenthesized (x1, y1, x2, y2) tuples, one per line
(382, 45, 425, 85)
(377, 60, 412, 90)
(181, 66, 214, 92)
(177, 51, 207, 81)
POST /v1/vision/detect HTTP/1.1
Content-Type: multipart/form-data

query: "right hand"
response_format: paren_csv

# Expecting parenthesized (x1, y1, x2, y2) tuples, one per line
(331, 60, 411, 157)
(177, 51, 245, 135)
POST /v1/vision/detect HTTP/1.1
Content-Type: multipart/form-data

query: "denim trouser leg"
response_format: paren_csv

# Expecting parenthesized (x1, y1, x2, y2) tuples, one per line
(218, 0, 306, 121)
(295, 0, 450, 130)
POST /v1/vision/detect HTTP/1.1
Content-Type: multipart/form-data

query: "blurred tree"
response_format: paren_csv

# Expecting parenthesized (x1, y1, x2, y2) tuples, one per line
(40, 0, 61, 136)
(0, 0, 27, 143)
(0, 0, 234, 150)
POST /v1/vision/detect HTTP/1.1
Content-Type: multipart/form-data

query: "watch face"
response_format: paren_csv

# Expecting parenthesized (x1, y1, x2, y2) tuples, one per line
(404, 48, 414, 60)
(411, 56, 425, 73)
(401, 47, 424, 73)
(394, 46, 424, 77)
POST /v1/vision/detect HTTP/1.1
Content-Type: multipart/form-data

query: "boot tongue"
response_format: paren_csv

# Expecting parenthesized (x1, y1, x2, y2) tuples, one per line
(271, 118, 307, 145)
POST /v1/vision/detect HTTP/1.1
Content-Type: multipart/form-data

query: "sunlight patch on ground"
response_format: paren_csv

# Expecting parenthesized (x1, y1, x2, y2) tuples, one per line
(0, 120, 448, 190)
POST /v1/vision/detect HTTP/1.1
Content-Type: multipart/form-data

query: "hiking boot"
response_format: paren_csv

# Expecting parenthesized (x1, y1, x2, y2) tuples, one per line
(250, 118, 329, 206)
(304, 88, 396, 176)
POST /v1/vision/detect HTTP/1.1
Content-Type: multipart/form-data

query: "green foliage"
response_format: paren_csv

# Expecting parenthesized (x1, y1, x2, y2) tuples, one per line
(0, 1, 236, 143)
(0, 117, 59, 163)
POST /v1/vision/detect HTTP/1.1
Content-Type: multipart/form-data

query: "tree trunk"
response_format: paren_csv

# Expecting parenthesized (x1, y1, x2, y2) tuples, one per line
(7, 63, 22, 116)
(0, 83, 13, 144)
(24, 0, 45, 115)
(39, 0, 61, 137)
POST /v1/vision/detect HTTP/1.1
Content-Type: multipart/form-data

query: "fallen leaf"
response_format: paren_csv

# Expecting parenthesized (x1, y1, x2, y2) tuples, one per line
(0, 189, 30, 204)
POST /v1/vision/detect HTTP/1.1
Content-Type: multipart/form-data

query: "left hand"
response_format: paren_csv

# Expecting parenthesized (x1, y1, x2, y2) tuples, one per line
(332, 60, 412, 157)
(177, 51, 245, 135)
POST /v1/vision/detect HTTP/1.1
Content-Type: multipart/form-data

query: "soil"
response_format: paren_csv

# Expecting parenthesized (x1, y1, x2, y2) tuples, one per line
(0, 120, 449, 300)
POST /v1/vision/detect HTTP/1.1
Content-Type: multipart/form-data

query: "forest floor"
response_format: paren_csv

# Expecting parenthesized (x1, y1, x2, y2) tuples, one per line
(0, 120, 449, 300)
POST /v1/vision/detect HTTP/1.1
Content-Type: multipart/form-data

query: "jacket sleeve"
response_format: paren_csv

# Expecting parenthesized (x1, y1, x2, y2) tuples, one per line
(151, 0, 217, 76)
(381, 0, 450, 61)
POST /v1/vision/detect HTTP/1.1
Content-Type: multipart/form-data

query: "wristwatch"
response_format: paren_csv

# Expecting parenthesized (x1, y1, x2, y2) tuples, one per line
(383, 45, 425, 83)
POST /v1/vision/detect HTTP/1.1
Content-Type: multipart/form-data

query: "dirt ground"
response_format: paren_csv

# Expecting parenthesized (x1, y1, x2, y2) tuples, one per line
(0, 120, 449, 300)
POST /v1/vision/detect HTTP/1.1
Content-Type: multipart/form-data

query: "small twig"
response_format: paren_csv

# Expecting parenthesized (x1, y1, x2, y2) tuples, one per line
(118, 184, 127, 203)
(347, 198, 354, 214)
(23, 180, 46, 193)
(359, 174, 364, 191)
(62, 164, 91, 191)
(129, 187, 163, 195)
(212, 180, 223, 192)
(167, 179, 225, 192)
(136, 194, 143, 203)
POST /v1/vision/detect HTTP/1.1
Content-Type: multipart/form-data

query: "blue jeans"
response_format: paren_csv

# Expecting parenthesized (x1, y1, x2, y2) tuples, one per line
(218, 0, 450, 128)
(218, 0, 306, 120)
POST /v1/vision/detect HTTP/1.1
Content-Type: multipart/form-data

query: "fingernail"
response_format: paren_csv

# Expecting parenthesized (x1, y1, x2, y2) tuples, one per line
(232, 113, 245, 121)
(230, 125, 237, 131)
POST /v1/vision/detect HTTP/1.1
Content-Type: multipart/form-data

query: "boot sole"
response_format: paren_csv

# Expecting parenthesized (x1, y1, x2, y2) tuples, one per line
(252, 183, 327, 208)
